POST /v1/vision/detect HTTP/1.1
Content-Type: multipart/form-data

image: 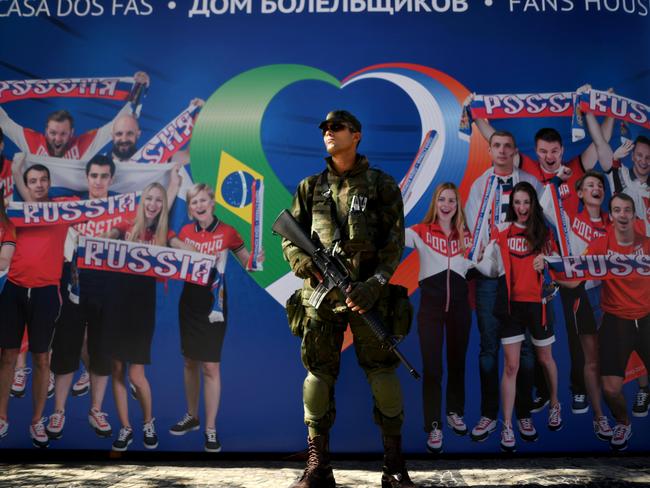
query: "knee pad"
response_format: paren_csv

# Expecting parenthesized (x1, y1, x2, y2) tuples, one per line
(303, 372, 331, 421)
(369, 371, 403, 418)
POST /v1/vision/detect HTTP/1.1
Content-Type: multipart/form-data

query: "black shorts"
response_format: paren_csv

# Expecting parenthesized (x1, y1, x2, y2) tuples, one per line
(560, 284, 598, 336)
(50, 290, 111, 376)
(0, 281, 61, 353)
(599, 312, 650, 378)
(102, 273, 156, 365)
(178, 281, 227, 363)
(500, 301, 555, 347)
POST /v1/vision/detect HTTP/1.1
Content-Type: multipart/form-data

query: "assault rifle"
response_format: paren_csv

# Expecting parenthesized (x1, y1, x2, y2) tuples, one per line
(272, 209, 420, 379)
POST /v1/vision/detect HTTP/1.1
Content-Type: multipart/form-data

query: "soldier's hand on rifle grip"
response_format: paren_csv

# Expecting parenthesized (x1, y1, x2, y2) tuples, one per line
(294, 255, 323, 285)
(345, 278, 382, 314)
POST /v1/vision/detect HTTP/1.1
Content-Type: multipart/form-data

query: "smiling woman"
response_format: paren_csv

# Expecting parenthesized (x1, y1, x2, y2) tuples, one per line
(169, 182, 262, 453)
(405, 182, 474, 454)
(481, 181, 562, 452)
(101, 182, 182, 452)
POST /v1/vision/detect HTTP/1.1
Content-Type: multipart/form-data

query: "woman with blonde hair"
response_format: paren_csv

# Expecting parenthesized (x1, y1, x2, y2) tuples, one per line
(103, 182, 181, 452)
(405, 182, 474, 454)
(169, 183, 262, 452)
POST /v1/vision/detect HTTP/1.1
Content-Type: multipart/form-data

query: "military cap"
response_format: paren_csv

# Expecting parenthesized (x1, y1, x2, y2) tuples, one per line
(318, 110, 362, 133)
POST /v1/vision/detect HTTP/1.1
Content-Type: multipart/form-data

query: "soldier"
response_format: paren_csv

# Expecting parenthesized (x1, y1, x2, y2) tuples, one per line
(282, 110, 414, 488)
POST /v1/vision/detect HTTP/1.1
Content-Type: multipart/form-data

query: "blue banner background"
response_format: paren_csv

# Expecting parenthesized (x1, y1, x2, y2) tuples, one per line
(1, 1, 649, 453)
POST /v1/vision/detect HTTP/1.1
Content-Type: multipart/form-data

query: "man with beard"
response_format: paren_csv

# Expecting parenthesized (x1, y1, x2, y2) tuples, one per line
(109, 98, 204, 164)
(0, 72, 149, 160)
(110, 114, 141, 162)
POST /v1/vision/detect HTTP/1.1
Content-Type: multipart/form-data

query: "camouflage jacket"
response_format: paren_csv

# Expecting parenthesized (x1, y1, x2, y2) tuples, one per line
(282, 154, 405, 303)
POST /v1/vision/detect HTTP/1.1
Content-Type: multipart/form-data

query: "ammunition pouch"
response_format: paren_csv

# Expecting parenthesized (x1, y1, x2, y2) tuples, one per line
(286, 289, 306, 337)
(385, 284, 412, 339)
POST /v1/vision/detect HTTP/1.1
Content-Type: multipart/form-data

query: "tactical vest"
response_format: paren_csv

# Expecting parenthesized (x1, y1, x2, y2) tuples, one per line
(308, 166, 384, 281)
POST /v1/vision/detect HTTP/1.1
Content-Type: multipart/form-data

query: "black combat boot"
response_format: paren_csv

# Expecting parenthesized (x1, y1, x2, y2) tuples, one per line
(289, 435, 336, 488)
(381, 435, 415, 488)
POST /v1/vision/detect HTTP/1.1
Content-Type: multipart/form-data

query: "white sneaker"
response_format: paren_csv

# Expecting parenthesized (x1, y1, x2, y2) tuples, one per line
(89, 408, 112, 438)
(45, 410, 65, 440)
(72, 370, 90, 397)
(547, 403, 563, 431)
(517, 417, 538, 442)
(470, 416, 497, 442)
(610, 423, 632, 451)
(446, 412, 467, 436)
(47, 372, 55, 399)
(30, 418, 49, 448)
(500, 424, 516, 452)
(10, 367, 31, 398)
(593, 416, 613, 441)
(426, 422, 443, 453)
(0, 416, 8, 439)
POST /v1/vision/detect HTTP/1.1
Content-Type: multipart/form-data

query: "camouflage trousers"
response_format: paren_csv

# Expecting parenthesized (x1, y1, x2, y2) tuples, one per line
(299, 300, 404, 437)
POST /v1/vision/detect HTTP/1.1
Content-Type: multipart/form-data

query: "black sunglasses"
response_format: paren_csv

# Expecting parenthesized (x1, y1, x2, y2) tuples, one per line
(321, 122, 353, 135)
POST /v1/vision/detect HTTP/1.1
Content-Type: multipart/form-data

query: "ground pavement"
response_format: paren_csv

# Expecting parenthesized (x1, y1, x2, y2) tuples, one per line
(1, 454, 649, 487)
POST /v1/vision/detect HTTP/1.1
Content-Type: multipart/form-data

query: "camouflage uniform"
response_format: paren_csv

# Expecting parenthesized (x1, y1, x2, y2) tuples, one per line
(282, 154, 406, 438)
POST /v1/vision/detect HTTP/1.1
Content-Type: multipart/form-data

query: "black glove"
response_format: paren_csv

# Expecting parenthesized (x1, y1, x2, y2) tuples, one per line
(346, 278, 382, 312)
(294, 255, 320, 281)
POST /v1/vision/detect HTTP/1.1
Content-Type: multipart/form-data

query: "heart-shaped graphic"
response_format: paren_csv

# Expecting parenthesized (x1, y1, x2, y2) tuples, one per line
(189, 63, 490, 304)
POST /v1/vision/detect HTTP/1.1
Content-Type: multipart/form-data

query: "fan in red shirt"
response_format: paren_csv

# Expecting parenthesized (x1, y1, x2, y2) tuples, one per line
(169, 183, 262, 453)
(0, 198, 17, 440)
(580, 193, 650, 451)
(0, 197, 17, 443)
(466, 88, 612, 211)
(0, 160, 73, 448)
(0, 72, 149, 160)
(466, 90, 614, 419)
(542, 170, 614, 440)
(482, 181, 562, 452)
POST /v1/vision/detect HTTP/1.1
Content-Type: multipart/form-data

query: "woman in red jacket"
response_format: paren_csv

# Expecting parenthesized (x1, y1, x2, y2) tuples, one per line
(483, 181, 561, 452)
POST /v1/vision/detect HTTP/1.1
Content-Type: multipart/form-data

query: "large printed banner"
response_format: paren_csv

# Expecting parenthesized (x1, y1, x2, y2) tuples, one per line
(1, 2, 649, 455)
(0, 77, 136, 103)
(546, 254, 650, 281)
(7, 193, 139, 226)
(77, 236, 215, 285)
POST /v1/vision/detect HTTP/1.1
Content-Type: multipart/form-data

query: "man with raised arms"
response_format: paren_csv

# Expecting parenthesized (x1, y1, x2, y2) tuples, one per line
(467, 91, 615, 415)
(0, 72, 149, 160)
(110, 114, 141, 163)
(585, 113, 650, 417)
(108, 98, 204, 164)
(569, 193, 650, 451)
(464, 130, 543, 445)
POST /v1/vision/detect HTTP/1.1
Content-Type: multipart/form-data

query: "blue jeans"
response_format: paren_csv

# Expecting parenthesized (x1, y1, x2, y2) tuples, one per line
(475, 277, 534, 420)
